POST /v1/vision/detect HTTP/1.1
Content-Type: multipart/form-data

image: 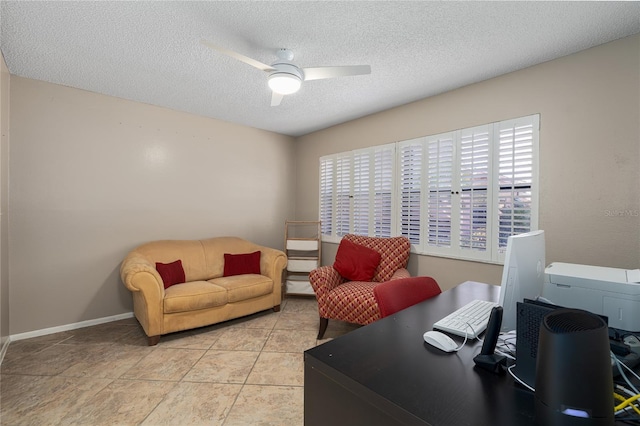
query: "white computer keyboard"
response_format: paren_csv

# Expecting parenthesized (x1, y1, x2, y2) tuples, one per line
(433, 299, 500, 339)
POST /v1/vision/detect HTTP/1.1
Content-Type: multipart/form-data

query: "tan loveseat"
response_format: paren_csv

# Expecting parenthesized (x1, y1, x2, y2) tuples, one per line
(120, 236, 287, 345)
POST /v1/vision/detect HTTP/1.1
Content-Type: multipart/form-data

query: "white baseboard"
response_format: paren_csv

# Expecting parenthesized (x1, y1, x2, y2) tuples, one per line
(9, 312, 135, 342)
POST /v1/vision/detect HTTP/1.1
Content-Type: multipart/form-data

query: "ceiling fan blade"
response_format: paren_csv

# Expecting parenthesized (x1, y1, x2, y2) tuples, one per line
(303, 65, 371, 81)
(200, 39, 275, 72)
(271, 92, 284, 107)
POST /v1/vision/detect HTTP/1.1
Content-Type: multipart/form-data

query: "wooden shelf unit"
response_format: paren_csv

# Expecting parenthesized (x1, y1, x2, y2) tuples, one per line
(284, 220, 321, 296)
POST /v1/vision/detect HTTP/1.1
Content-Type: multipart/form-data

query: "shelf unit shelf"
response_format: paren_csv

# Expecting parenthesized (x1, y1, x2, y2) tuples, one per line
(284, 221, 321, 297)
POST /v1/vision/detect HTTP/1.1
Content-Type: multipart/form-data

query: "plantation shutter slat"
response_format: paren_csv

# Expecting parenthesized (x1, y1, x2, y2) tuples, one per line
(319, 157, 333, 236)
(399, 141, 423, 244)
(373, 146, 394, 237)
(497, 117, 538, 253)
(352, 152, 370, 236)
(335, 155, 351, 237)
(427, 134, 454, 248)
(459, 126, 490, 253)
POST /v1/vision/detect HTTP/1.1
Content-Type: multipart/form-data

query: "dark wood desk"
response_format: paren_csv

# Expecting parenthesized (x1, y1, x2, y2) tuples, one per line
(304, 281, 536, 426)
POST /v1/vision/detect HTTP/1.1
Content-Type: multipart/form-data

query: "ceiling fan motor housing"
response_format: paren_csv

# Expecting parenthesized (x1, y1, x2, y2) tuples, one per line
(268, 56, 304, 94)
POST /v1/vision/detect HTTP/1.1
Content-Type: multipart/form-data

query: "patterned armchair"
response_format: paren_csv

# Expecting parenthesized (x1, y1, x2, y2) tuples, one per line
(309, 234, 411, 339)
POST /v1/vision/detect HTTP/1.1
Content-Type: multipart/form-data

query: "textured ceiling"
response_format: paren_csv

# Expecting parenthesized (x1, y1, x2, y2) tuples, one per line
(1, 1, 639, 137)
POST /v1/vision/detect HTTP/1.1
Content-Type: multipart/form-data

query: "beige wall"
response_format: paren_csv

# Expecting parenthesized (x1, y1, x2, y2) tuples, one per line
(9, 77, 295, 335)
(0, 53, 9, 346)
(4, 34, 640, 336)
(295, 34, 640, 291)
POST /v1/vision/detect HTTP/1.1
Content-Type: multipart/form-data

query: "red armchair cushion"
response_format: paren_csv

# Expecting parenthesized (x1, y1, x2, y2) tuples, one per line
(333, 238, 381, 281)
(374, 276, 441, 318)
(223, 251, 261, 276)
(343, 234, 411, 282)
(156, 260, 186, 289)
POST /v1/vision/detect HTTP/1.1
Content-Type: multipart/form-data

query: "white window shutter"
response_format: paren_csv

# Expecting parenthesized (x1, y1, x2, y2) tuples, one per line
(319, 157, 334, 237)
(373, 145, 395, 237)
(318, 114, 539, 262)
(398, 139, 423, 245)
(335, 154, 352, 237)
(495, 115, 539, 256)
(352, 151, 370, 236)
(426, 133, 455, 252)
(459, 126, 491, 257)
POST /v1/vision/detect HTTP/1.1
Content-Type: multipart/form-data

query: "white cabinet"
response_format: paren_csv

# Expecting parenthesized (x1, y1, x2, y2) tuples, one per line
(284, 220, 321, 296)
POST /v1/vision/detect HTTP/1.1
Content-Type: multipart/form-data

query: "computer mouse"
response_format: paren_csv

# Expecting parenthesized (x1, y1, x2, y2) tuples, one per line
(423, 330, 459, 353)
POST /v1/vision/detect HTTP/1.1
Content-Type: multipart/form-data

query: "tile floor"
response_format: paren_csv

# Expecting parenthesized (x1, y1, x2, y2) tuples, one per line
(0, 296, 359, 425)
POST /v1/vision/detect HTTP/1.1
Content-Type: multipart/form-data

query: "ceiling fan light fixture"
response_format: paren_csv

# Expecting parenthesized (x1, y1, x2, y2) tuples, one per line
(268, 73, 302, 95)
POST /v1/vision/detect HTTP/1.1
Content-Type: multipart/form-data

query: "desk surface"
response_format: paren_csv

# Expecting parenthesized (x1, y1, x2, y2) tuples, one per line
(304, 281, 536, 426)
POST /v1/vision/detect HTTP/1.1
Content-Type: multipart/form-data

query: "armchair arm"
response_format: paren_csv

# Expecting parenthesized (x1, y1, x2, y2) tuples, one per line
(389, 268, 411, 281)
(309, 265, 345, 302)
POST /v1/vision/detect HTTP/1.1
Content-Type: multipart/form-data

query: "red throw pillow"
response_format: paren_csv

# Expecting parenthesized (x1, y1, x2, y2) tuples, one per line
(333, 239, 382, 281)
(156, 260, 186, 289)
(224, 251, 261, 277)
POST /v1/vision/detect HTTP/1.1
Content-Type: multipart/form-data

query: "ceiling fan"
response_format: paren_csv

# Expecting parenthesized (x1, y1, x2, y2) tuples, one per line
(200, 39, 371, 106)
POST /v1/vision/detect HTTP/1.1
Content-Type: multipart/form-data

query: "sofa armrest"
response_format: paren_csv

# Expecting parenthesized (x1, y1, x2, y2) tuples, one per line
(120, 254, 164, 298)
(120, 253, 165, 337)
(258, 246, 288, 283)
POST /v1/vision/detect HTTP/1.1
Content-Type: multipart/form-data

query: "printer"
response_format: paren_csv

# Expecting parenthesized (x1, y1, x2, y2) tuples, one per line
(542, 262, 640, 332)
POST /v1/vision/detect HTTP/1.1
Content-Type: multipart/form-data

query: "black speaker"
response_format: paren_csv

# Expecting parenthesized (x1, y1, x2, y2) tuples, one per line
(535, 308, 614, 426)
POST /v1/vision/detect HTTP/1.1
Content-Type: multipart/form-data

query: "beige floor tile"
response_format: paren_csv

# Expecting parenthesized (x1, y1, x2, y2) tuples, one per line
(2, 340, 50, 363)
(227, 310, 280, 330)
(121, 348, 205, 381)
(321, 319, 361, 339)
(9, 330, 74, 345)
(210, 327, 271, 351)
(223, 384, 304, 426)
(59, 344, 151, 379)
(263, 329, 318, 353)
(0, 374, 112, 425)
(60, 379, 176, 426)
(1, 343, 89, 376)
(63, 321, 140, 345)
(1, 303, 359, 425)
(282, 296, 318, 313)
(246, 352, 303, 386)
(141, 382, 242, 425)
(159, 327, 226, 350)
(274, 311, 320, 330)
(182, 350, 259, 384)
(117, 325, 158, 347)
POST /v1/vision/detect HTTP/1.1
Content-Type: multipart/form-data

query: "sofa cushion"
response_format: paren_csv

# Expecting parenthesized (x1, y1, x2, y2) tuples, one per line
(210, 275, 273, 303)
(156, 260, 186, 289)
(333, 239, 381, 281)
(164, 281, 228, 314)
(223, 251, 261, 276)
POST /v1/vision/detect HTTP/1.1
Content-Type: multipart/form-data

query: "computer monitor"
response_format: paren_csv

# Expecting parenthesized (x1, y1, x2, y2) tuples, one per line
(498, 230, 546, 332)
